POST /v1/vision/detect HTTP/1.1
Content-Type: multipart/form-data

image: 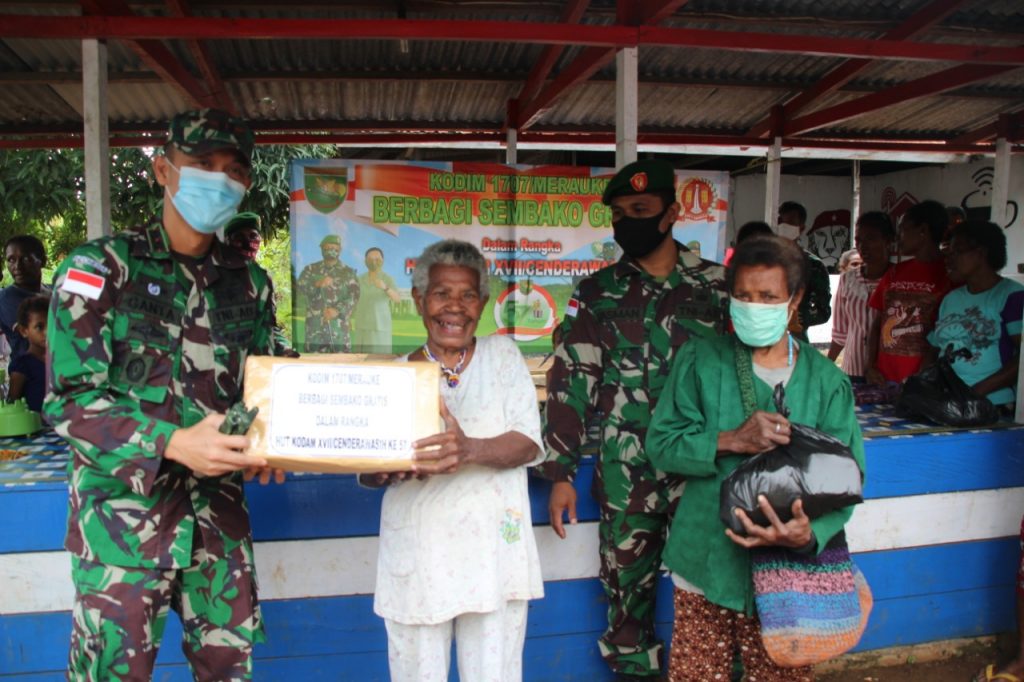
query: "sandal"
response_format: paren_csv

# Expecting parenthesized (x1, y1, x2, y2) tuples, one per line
(976, 664, 1024, 682)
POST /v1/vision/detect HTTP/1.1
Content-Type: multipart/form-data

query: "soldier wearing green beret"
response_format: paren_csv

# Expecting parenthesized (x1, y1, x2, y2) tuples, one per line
(46, 108, 283, 681)
(540, 159, 729, 680)
(224, 211, 263, 260)
(296, 233, 360, 352)
(225, 212, 299, 357)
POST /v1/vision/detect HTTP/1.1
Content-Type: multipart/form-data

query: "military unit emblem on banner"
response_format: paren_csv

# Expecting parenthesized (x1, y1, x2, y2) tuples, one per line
(304, 167, 349, 214)
(679, 177, 717, 222)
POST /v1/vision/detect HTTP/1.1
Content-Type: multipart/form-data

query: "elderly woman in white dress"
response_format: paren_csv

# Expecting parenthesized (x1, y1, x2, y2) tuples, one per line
(361, 239, 544, 682)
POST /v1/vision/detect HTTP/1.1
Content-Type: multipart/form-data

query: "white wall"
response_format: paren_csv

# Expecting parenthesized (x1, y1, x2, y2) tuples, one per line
(730, 172, 856, 269)
(728, 156, 1024, 274)
(731, 173, 854, 236)
(860, 156, 1024, 274)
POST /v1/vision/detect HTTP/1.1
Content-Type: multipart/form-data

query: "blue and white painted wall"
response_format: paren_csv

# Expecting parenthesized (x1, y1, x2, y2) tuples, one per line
(2, 421, 1023, 680)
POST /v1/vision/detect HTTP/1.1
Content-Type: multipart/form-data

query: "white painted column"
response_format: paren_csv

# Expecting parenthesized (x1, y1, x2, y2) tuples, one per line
(763, 136, 782, 224)
(615, 47, 638, 168)
(82, 39, 111, 239)
(991, 136, 1011, 228)
(851, 159, 861, 243)
(505, 126, 518, 165)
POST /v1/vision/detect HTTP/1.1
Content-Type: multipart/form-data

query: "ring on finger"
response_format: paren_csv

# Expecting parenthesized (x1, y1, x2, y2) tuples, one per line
(774, 423, 780, 433)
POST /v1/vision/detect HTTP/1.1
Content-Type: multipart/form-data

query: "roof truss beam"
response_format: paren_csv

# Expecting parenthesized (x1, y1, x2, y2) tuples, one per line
(514, 0, 690, 130)
(514, 0, 590, 106)
(79, 0, 217, 110)
(0, 129, 1002, 159)
(3, 68, 1022, 102)
(953, 109, 1024, 144)
(747, 0, 972, 137)
(4, 16, 1024, 66)
(164, 0, 236, 113)
(784, 61, 1018, 136)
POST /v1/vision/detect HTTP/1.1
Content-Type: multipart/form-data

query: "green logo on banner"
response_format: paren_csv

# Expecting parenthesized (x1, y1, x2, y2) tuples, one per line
(304, 167, 348, 214)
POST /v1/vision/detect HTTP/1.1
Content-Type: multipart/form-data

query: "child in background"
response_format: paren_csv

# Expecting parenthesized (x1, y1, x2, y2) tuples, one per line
(8, 295, 49, 411)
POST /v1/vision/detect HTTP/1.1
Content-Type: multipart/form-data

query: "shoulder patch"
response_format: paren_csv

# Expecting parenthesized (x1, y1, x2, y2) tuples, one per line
(565, 296, 580, 318)
(61, 268, 105, 300)
(71, 254, 111, 275)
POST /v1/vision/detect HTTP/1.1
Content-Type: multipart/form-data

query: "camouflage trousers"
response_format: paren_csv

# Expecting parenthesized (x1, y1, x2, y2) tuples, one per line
(304, 320, 351, 353)
(68, 549, 264, 682)
(597, 505, 670, 677)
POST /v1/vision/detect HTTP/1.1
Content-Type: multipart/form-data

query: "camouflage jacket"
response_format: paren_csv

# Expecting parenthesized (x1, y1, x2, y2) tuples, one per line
(296, 259, 360, 352)
(45, 220, 276, 570)
(540, 244, 728, 512)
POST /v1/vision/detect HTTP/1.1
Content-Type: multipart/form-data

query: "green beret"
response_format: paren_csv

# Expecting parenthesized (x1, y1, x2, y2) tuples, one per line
(167, 108, 254, 163)
(224, 212, 261, 237)
(601, 159, 677, 205)
(320, 235, 341, 247)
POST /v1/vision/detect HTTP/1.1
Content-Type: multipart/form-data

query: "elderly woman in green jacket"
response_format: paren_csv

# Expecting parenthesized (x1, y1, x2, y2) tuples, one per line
(647, 235, 865, 682)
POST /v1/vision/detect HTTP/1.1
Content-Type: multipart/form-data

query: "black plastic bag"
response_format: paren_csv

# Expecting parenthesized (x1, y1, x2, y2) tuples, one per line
(895, 346, 998, 428)
(720, 384, 863, 535)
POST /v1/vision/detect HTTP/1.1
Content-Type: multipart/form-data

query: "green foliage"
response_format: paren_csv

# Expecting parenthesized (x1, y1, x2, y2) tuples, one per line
(256, 233, 294, 341)
(244, 144, 336, 237)
(0, 144, 337, 266)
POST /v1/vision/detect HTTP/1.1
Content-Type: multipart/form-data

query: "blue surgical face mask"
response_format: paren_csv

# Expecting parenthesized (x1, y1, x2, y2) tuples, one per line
(166, 162, 247, 234)
(730, 297, 792, 348)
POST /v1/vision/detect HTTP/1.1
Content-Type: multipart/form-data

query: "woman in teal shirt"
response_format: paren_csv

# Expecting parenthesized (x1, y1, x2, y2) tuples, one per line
(928, 220, 1024, 408)
(647, 236, 865, 682)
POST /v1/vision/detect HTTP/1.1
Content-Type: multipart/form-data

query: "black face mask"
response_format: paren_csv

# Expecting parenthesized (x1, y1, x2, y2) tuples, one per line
(612, 208, 671, 258)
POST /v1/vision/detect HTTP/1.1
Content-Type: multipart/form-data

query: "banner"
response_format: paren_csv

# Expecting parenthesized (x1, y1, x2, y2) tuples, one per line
(289, 160, 729, 355)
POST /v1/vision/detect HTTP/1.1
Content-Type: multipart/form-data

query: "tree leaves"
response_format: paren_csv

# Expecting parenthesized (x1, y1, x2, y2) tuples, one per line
(0, 144, 337, 262)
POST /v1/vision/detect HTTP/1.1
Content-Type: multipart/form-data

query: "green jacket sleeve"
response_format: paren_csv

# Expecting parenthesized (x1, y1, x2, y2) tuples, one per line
(44, 244, 178, 497)
(540, 291, 603, 483)
(646, 341, 720, 478)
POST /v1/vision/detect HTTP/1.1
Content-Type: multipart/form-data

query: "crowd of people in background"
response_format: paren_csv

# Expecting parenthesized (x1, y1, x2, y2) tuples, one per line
(4, 103, 1022, 682)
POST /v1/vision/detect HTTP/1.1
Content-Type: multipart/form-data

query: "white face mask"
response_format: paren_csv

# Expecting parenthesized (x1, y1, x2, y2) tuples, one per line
(776, 222, 802, 241)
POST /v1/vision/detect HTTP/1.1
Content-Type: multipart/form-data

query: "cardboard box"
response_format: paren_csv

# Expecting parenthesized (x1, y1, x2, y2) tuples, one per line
(243, 354, 440, 473)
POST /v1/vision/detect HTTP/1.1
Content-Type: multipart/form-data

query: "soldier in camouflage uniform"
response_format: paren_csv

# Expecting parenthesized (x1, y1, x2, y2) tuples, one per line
(224, 211, 300, 357)
(296, 234, 360, 352)
(45, 109, 283, 682)
(540, 159, 728, 681)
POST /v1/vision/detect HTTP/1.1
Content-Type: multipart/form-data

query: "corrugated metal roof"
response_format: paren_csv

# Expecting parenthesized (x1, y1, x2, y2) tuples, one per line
(0, 0, 1021, 159)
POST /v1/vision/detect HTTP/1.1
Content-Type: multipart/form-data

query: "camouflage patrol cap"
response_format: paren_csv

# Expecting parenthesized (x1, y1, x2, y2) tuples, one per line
(601, 159, 677, 205)
(167, 108, 254, 163)
(320, 235, 341, 248)
(224, 212, 262, 237)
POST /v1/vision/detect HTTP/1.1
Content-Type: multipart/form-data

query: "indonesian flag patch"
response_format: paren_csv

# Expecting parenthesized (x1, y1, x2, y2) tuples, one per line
(629, 172, 648, 192)
(565, 297, 580, 318)
(61, 268, 106, 300)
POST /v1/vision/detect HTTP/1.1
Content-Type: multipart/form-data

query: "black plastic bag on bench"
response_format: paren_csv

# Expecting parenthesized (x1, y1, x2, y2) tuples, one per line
(895, 345, 998, 428)
(720, 383, 864, 535)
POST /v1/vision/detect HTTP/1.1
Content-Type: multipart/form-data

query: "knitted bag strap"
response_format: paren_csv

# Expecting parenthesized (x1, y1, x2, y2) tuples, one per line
(734, 335, 758, 419)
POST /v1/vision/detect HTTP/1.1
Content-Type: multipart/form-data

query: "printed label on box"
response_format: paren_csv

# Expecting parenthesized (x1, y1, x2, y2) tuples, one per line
(268, 363, 416, 459)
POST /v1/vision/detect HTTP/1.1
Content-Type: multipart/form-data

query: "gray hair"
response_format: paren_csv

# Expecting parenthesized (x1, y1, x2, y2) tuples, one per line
(412, 239, 490, 298)
(838, 249, 860, 270)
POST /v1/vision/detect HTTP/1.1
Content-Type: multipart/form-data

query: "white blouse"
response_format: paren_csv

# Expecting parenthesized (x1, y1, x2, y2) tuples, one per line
(373, 334, 545, 624)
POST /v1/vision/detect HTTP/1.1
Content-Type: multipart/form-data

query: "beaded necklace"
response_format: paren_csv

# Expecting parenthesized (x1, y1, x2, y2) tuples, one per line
(422, 344, 467, 389)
